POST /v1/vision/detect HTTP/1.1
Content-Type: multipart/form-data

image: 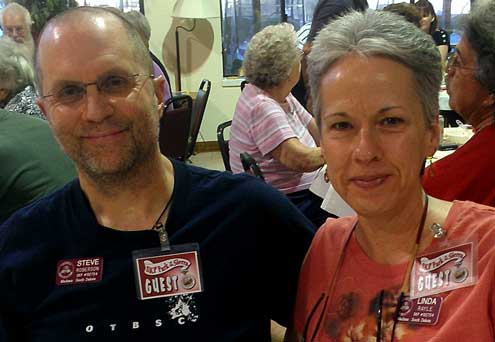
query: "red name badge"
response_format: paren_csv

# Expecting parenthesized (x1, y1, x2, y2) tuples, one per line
(133, 244, 203, 300)
(410, 241, 477, 299)
(398, 295, 443, 325)
(55, 257, 103, 285)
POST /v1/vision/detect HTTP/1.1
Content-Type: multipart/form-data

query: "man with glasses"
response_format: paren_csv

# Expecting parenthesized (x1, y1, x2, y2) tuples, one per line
(0, 3, 34, 60)
(0, 7, 314, 341)
(423, 0, 495, 207)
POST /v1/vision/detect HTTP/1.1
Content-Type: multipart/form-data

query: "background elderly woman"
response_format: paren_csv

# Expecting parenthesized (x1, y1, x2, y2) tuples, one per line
(122, 10, 172, 106)
(290, 8, 495, 342)
(423, 1, 495, 206)
(0, 39, 43, 120)
(229, 23, 328, 228)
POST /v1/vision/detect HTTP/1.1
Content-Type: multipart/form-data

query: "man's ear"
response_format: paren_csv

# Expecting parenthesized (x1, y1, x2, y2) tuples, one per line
(153, 75, 165, 105)
(36, 97, 50, 122)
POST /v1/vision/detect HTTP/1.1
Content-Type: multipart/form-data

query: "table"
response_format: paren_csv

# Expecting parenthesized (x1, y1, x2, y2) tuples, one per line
(439, 89, 450, 111)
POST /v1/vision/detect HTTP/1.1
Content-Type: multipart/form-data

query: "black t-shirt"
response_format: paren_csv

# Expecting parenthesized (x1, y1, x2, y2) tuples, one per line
(0, 160, 314, 341)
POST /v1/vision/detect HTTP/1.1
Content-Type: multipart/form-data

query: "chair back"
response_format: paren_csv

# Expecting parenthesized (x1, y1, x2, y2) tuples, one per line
(159, 94, 193, 161)
(186, 79, 211, 158)
(240, 80, 248, 91)
(240, 152, 264, 181)
(216, 120, 232, 172)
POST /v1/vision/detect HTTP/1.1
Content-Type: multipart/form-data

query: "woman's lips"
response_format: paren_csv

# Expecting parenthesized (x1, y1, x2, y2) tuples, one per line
(350, 175, 389, 189)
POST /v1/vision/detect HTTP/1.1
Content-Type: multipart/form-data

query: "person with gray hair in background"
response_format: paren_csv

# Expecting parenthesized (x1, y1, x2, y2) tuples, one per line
(229, 23, 330, 228)
(0, 3, 35, 61)
(423, 0, 495, 207)
(0, 38, 43, 119)
(122, 10, 172, 106)
(289, 9, 495, 342)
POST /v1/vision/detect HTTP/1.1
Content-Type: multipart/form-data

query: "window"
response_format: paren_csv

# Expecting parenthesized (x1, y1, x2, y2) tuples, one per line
(220, 0, 318, 77)
(75, 0, 141, 12)
(220, 0, 470, 77)
(427, 0, 470, 46)
(368, 0, 470, 46)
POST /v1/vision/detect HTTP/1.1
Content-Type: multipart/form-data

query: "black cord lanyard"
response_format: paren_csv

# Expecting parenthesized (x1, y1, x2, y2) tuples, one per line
(151, 198, 172, 248)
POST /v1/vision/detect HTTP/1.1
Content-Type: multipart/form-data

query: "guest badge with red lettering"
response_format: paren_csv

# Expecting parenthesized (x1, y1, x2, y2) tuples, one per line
(132, 243, 203, 300)
(398, 295, 443, 325)
(410, 241, 477, 299)
(55, 257, 103, 285)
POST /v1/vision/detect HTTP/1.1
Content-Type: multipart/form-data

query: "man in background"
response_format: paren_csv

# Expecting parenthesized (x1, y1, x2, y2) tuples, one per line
(0, 3, 35, 60)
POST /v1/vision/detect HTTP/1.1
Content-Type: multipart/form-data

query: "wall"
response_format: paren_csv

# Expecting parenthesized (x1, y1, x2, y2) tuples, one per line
(144, 0, 239, 142)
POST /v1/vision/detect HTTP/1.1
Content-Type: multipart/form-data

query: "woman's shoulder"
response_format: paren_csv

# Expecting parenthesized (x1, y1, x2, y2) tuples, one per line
(312, 216, 357, 247)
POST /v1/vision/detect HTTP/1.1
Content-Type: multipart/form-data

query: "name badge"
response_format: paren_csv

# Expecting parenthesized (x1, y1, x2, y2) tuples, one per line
(55, 257, 104, 285)
(132, 243, 203, 300)
(410, 241, 477, 299)
(398, 295, 443, 325)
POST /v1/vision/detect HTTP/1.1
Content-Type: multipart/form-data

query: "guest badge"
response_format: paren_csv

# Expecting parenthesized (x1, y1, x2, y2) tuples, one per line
(398, 295, 443, 325)
(132, 243, 203, 300)
(410, 241, 477, 299)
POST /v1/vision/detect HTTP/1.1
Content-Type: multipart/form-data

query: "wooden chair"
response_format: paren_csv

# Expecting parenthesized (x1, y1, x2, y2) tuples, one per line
(158, 94, 193, 161)
(186, 79, 211, 159)
(216, 120, 232, 171)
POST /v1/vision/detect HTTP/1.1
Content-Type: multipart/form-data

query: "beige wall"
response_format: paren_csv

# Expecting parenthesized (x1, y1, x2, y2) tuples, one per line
(144, 0, 239, 142)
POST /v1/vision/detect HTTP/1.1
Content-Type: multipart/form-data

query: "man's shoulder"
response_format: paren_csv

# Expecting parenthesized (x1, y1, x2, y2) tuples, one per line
(180, 161, 275, 196)
(175, 161, 296, 212)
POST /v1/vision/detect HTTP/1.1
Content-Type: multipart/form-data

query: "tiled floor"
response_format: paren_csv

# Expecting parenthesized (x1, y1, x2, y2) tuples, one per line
(189, 151, 226, 171)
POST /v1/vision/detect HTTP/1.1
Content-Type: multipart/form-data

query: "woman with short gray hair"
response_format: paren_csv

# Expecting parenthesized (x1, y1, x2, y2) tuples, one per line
(290, 9, 495, 342)
(423, 0, 495, 206)
(0, 38, 43, 119)
(229, 23, 329, 228)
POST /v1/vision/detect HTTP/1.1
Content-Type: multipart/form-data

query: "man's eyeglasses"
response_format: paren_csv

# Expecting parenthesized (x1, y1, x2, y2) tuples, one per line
(41, 73, 153, 105)
(447, 53, 476, 74)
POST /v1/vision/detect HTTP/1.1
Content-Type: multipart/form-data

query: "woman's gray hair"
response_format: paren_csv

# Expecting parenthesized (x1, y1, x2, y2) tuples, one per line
(0, 38, 34, 95)
(123, 10, 151, 43)
(464, 0, 495, 95)
(308, 9, 442, 127)
(243, 23, 299, 89)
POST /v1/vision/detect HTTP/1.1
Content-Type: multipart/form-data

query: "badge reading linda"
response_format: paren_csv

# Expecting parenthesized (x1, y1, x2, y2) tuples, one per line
(55, 257, 103, 285)
(410, 242, 476, 299)
(398, 295, 443, 325)
(135, 250, 202, 300)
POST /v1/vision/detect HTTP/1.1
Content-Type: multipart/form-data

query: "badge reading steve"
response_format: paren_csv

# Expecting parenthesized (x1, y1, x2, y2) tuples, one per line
(55, 257, 103, 285)
(134, 249, 203, 300)
(410, 241, 477, 299)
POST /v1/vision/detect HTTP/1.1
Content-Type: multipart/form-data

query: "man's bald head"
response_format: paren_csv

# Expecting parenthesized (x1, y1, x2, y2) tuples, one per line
(34, 6, 152, 95)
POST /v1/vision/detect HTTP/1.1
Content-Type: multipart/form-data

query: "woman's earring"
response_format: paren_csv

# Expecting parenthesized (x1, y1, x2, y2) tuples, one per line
(324, 170, 330, 183)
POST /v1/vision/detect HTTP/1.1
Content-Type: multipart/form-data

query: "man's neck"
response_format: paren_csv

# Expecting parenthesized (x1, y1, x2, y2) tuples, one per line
(79, 154, 175, 231)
